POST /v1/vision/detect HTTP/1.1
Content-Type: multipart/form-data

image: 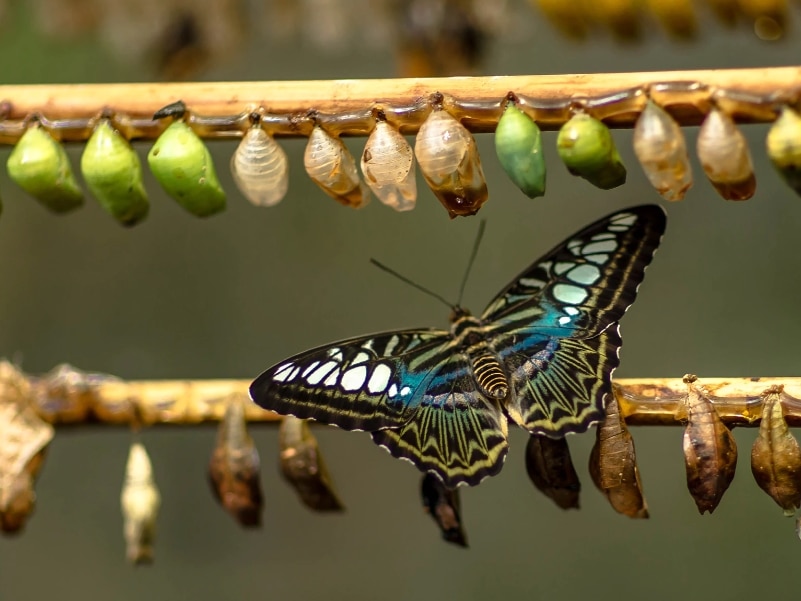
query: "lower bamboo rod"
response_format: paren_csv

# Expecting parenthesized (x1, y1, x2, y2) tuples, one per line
(3, 363, 799, 427)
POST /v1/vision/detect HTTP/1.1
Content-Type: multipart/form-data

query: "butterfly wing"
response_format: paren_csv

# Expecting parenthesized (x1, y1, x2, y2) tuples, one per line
(250, 329, 452, 431)
(482, 204, 666, 340)
(481, 205, 665, 436)
(251, 330, 509, 488)
(371, 351, 508, 489)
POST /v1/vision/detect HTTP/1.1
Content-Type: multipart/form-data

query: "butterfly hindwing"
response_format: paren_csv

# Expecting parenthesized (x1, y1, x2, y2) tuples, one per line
(501, 324, 622, 435)
(250, 329, 452, 431)
(371, 353, 509, 489)
(482, 205, 666, 340)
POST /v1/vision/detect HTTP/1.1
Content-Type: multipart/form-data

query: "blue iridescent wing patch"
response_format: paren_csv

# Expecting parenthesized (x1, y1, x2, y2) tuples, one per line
(250, 205, 666, 488)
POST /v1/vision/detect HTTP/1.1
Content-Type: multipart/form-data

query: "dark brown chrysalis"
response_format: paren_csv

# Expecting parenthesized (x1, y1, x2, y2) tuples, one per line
(525, 435, 580, 510)
(421, 473, 468, 548)
(589, 391, 649, 518)
(681, 374, 738, 514)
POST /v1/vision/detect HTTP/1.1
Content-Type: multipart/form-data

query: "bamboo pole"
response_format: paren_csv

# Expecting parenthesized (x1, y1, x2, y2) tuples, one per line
(0, 66, 798, 144)
(5, 361, 800, 428)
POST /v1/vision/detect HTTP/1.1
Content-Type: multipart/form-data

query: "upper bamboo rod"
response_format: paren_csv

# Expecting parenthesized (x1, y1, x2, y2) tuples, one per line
(0, 66, 799, 144)
(4, 361, 800, 428)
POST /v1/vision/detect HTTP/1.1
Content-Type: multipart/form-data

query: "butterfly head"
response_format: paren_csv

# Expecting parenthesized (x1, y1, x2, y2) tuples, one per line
(449, 306, 472, 323)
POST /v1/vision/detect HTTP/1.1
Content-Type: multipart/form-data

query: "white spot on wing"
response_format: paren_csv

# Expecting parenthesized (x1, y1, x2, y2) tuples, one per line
(388, 383, 399, 398)
(586, 253, 610, 265)
(567, 264, 601, 285)
(583, 240, 617, 254)
(323, 369, 340, 387)
(352, 352, 369, 365)
(554, 262, 573, 275)
(519, 277, 546, 288)
(327, 347, 344, 361)
(272, 363, 295, 382)
(558, 316, 571, 326)
(368, 364, 392, 394)
(553, 283, 588, 305)
(302, 361, 320, 377)
(565, 306, 580, 316)
(307, 361, 338, 385)
(613, 213, 636, 226)
(400, 386, 411, 397)
(384, 336, 398, 355)
(341, 365, 367, 391)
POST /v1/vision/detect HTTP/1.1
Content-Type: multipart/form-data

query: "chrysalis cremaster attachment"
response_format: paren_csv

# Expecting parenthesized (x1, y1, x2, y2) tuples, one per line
(414, 106, 488, 218)
(681, 375, 737, 515)
(231, 123, 289, 207)
(524, 435, 580, 510)
(6, 123, 84, 214)
(494, 100, 546, 199)
(696, 108, 755, 201)
(208, 395, 264, 528)
(589, 392, 649, 519)
(751, 386, 801, 514)
(556, 112, 626, 190)
(633, 100, 693, 201)
(121, 441, 161, 565)
(361, 118, 417, 211)
(147, 107, 226, 217)
(278, 416, 345, 512)
(81, 119, 149, 226)
(304, 124, 370, 208)
(766, 106, 801, 197)
(420, 473, 467, 548)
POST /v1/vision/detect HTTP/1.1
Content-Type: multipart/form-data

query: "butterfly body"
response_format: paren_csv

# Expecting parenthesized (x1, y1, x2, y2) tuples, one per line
(251, 205, 667, 488)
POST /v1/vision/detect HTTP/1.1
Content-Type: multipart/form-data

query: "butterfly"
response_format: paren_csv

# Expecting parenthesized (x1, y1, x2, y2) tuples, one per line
(250, 205, 666, 489)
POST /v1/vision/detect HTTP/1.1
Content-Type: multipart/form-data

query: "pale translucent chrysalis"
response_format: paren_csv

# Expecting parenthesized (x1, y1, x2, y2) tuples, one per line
(304, 125, 370, 208)
(121, 441, 160, 565)
(696, 109, 755, 201)
(208, 395, 263, 528)
(6, 123, 84, 214)
(633, 101, 693, 201)
(231, 125, 289, 207)
(361, 120, 417, 211)
(414, 108, 488, 218)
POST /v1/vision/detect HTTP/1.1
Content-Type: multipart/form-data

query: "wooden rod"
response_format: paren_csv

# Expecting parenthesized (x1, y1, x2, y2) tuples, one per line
(5, 361, 800, 428)
(0, 66, 798, 143)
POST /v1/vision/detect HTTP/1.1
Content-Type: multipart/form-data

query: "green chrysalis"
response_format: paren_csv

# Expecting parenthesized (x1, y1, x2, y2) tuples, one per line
(81, 120, 149, 226)
(7, 124, 84, 213)
(147, 120, 225, 217)
(494, 103, 546, 199)
(766, 106, 801, 197)
(557, 113, 626, 190)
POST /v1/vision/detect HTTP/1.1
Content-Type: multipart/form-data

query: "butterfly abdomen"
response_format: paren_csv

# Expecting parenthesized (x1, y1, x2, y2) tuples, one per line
(470, 351, 509, 400)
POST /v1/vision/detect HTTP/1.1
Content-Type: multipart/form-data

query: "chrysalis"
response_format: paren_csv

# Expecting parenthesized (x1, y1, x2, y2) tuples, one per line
(0, 361, 53, 534)
(208, 395, 263, 528)
(121, 441, 160, 564)
(360, 120, 417, 211)
(766, 106, 801, 197)
(524, 435, 580, 510)
(81, 119, 149, 226)
(750, 386, 801, 513)
(414, 107, 488, 218)
(633, 101, 693, 201)
(494, 101, 546, 199)
(681, 375, 737, 515)
(304, 125, 370, 209)
(148, 120, 226, 217)
(589, 392, 649, 519)
(6, 123, 84, 213)
(278, 416, 344, 512)
(421, 473, 467, 547)
(231, 124, 289, 207)
(556, 112, 626, 190)
(696, 109, 755, 201)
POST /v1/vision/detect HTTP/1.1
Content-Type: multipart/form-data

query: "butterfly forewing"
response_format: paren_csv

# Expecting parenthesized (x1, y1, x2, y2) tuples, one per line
(481, 205, 666, 340)
(250, 330, 451, 431)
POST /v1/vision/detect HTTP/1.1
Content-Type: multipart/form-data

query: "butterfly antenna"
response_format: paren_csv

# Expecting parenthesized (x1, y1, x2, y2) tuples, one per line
(370, 258, 455, 311)
(456, 219, 486, 307)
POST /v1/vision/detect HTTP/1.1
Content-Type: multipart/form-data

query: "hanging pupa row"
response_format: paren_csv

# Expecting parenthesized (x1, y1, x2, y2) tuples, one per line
(6, 99, 801, 224)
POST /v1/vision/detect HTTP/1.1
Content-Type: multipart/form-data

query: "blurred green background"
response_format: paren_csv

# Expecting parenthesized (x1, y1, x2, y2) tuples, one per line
(1, 2, 801, 600)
